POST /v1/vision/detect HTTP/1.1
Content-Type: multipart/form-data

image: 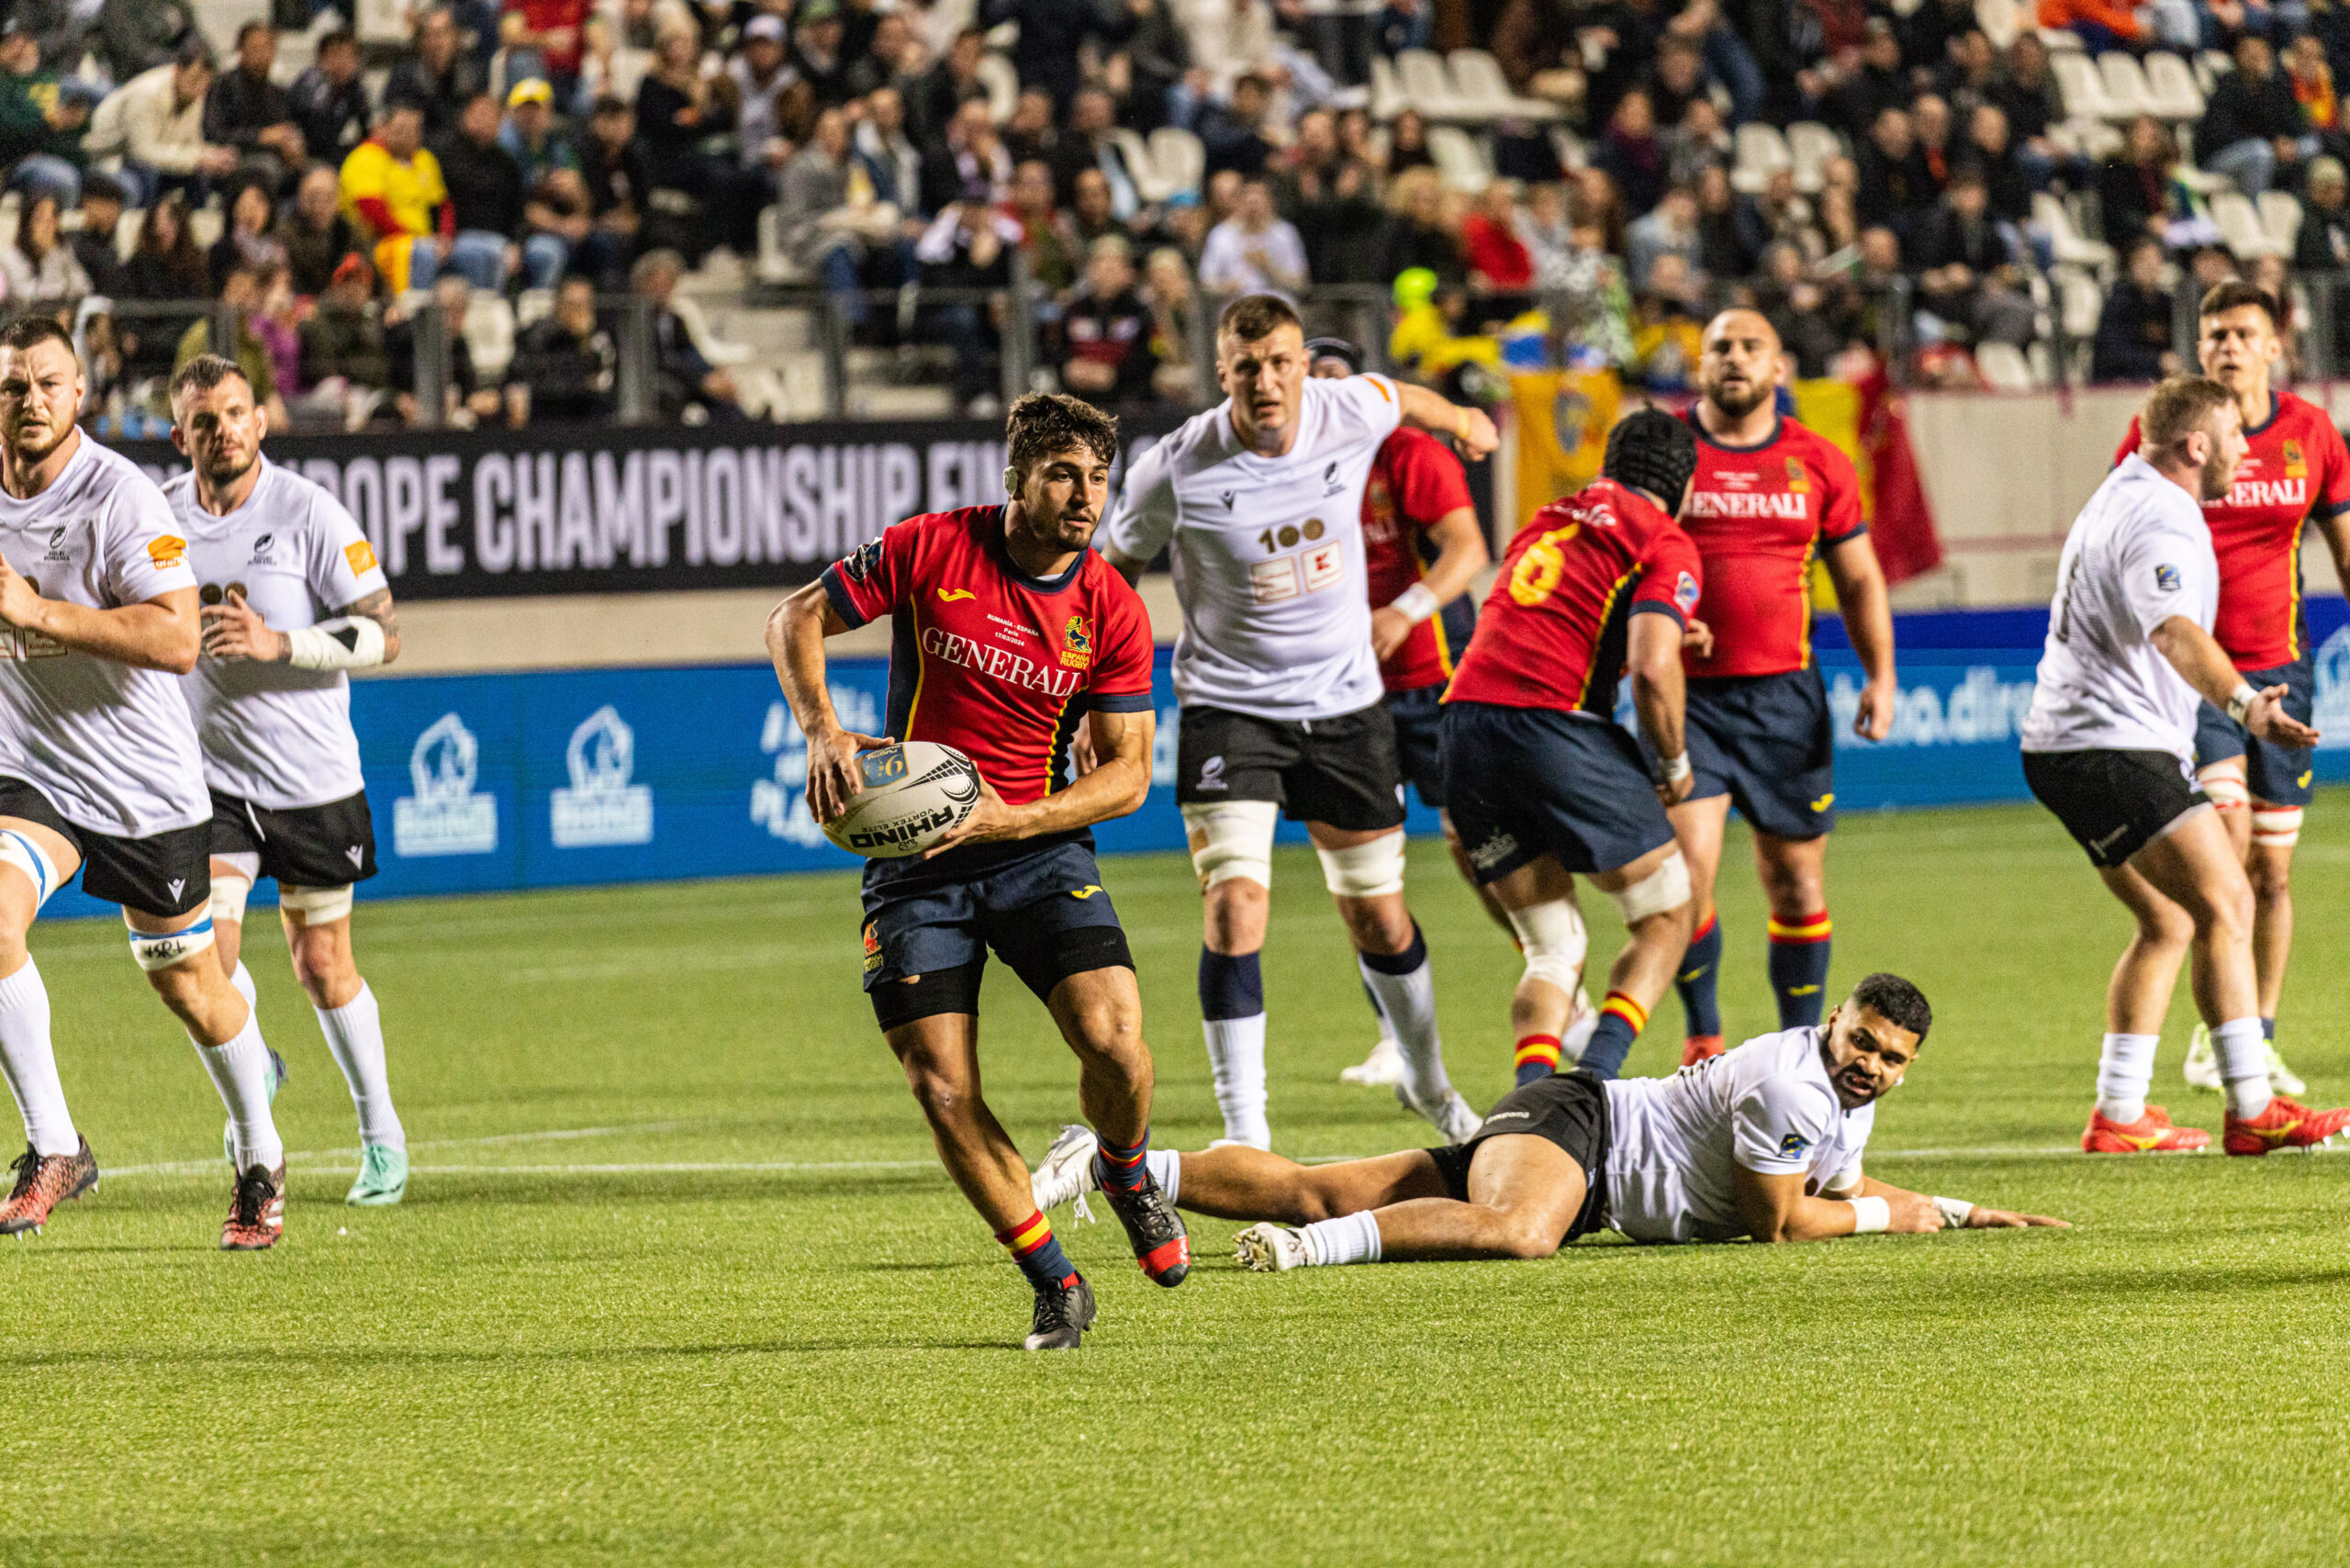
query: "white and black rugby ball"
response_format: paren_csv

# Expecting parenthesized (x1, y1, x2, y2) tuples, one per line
(824, 741, 984, 858)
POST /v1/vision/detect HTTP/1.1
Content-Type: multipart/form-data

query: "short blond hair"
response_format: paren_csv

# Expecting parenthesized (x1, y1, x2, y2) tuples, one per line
(2139, 375, 2233, 455)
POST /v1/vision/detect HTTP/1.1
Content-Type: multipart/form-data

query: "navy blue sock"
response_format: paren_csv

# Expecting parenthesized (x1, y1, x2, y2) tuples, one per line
(1579, 992, 1650, 1080)
(1766, 911, 1831, 1028)
(1199, 947, 1264, 1021)
(2263, 1016, 2277, 1044)
(1095, 1128, 1149, 1193)
(1676, 913, 1723, 1038)
(997, 1210, 1077, 1291)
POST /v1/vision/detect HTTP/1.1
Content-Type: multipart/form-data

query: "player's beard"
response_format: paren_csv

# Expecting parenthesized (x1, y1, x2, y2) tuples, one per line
(2199, 450, 2236, 501)
(203, 448, 259, 491)
(1702, 373, 1771, 420)
(4, 411, 69, 467)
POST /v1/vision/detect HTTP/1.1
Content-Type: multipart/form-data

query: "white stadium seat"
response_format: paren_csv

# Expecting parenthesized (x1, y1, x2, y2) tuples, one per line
(1976, 341, 2040, 391)
(1731, 122, 1792, 195)
(2097, 52, 2156, 119)
(1106, 127, 1173, 204)
(1786, 121, 1842, 194)
(1147, 128, 1204, 197)
(2211, 191, 2286, 259)
(2034, 191, 2115, 269)
(1426, 124, 1493, 193)
(1370, 54, 1408, 121)
(2052, 51, 2121, 122)
(2258, 189, 2303, 252)
(1396, 50, 1473, 120)
(975, 53, 1019, 123)
(2142, 52, 2205, 120)
(463, 295, 516, 381)
(1449, 50, 1565, 121)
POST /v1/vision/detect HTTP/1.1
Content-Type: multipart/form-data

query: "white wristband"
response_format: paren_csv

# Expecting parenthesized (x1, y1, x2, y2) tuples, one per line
(2226, 683, 2257, 725)
(1657, 752, 1692, 785)
(1930, 1195, 1974, 1230)
(1387, 583, 1440, 624)
(1848, 1195, 1890, 1234)
(284, 616, 387, 671)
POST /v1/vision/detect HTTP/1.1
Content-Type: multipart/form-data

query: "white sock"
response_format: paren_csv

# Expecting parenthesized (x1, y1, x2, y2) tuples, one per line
(2214, 1015, 2273, 1119)
(196, 1008, 285, 1172)
(0, 956, 73, 1157)
(1146, 1147, 1180, 1201)
(1203, 1014, 1270, 1147)
(316, 982, 403, 1151)
(1300, 1210, 1382, 1266)
(2094, 1033, 2159, 1125)
(229, 959, 257, 1011)
(1359, 947, 1449, 1102)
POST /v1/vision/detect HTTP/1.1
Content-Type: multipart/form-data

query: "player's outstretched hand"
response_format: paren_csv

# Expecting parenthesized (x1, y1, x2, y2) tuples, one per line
(1964, 1206, 2070, 1230)
(1453, 408, 1500, 461)
(1852, 676, 1897, 742)
(200, 588, 284, 663)
(2247, 685, 2321, 749)
(923, 773, 1029, 857)
(805, 729, 891, 823)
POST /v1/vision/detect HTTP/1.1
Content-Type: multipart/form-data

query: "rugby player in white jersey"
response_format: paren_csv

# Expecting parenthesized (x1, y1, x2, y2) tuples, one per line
(165, 355, 408, 1206)
(2021, 376, 2350, 1156)
(0, 317, 291, 1249)
(1032, 974, 2067, 1265)
(1100, 293, 1500, 1149)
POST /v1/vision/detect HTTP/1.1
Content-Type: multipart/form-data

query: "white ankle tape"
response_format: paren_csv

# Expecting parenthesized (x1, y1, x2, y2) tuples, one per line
(1182, 801, 1278, 890)
(2252, 806, 2303, 847)
(280, 883, 356, 924)
(1505, 895, 1588, 993)
(0, 829, 58, 911)
(126, 916, 215, 971)
(1315, 830, 1406, 899)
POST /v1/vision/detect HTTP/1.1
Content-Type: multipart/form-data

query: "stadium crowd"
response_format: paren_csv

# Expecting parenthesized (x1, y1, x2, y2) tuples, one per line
(0, 0, 2345, 426)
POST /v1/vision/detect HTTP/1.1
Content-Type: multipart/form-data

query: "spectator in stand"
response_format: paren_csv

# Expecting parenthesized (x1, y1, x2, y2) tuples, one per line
(1372, 165, 1463, 286)
(2034, 0, 2139, 53)
(1937, 27, 1998, 113)
(1912, 165, 2034, 347)
(778, 104, 884, 322)
(2096, 115, 2180, 244)
(251, 264, 313, 420)
(342, 102, 483, 294)
(1913, 95, 1955, 195)
(855, 84, 926, 218)
(501, 0, 590, 104)
(204, 21, 305, 195)
(2091, 233, 2180, 384)
(2283, 35, 2350, 165)
(789, 0, 854, 108)
(1067, 167, 1120, 248)
(1855, 106, 1934, 245)
(1006, 157, 1080, 293)
(95, 0, 196, 83)
(580, 95, 651, 281)
(914, 192, 1019, 409)
(278, 162, 364, 296)
(386, 271, 510, 425)
(1123, 0, 1192, 132)
(912, 28, 984, 147)
(1191, 69, 1274, 178)
(72, 174, 130, 298)
(507, 274, 616, 420)
(500, 78, 578, 188)
(292, 28, 371, 166)
(636, 22, 768, 252)
(175, 262, 289, 427)
(300, 252, 393, 403)
(10, 0, 84, 73)
(1753, 241, 1841, 376)
(207, 176, 288, 291)
(1, 192, 89, 308)
(434, 89, 526, 290)
(981, 0, 1131, 116)
(2297, 154, 2350, 269)
(1371, 0, 1428, 58)
(1645, 37, 1705, 129)
(1628, 251, 1706, 389)
(0, 19, 88, 208)
(1460, 178, 1532, 295)
(522, 166, 599, 284)
(1593, 89, 1667, 221)
(1573, 164, 1627, 256)
(1627, 181, 1702, 291)
(1002, 87, 1057, 165)
(1694, 163, 1758, 280)
(845, 11, 920, 101)
(121, 187, 210, 300)
(631, 246, 748, 419)
(726, 16, 802, 189)
(385, 6, 486, 139)
(921, 95, 1011, 213)
(1516, 179, 1572, 276)
(1807, 15, 1907, 143)
(101, 39, 238, 208)
(1049, 88, 1137, 215)
(1057, 233, 1157, 402)
(1181, 0, 1275, 102)
(1741, 168, 1814, 263)
(1383, 106, 1433, 174)
(1489, 0, 1594, 115)
(2201, 35, 2309, 194)
(1197, 174, 1304, 297)
(1664, 95, 1729, 187)
(1141, 242, 1202, 400)
(1963, 103, 2031, 224)
(1275, 106, 1380, 283)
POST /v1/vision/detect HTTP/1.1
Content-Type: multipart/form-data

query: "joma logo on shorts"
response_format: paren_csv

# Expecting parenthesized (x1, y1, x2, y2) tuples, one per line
(1469, 833, 1518, 868)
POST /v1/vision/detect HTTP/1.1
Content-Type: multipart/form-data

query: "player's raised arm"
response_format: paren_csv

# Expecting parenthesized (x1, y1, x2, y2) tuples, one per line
(1393, 380, 1499, 460)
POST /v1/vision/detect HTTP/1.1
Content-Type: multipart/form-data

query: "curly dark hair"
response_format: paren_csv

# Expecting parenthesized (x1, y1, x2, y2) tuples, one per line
(1850, 972, 1932, 1044)
(1005, 391, 1120, 483)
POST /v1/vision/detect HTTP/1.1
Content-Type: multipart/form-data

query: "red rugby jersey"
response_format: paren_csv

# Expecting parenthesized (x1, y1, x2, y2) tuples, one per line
(821, 506, 1155, 805)
(2111, 390, 2350, 670)
(1678, 413, 1866, 678)
(1445, 477, 1703, 715)
(1362, 426, 1480, 692)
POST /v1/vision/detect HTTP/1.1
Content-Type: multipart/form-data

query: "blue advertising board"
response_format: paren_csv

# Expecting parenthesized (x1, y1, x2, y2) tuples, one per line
(31, 597, 2350, 918)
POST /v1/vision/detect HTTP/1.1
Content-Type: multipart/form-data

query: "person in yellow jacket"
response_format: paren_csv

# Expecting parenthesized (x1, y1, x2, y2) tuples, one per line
(339, 102, 506, 294)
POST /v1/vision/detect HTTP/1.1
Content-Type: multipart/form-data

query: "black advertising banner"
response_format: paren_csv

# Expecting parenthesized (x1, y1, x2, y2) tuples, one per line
(111, 406, 1495, 600)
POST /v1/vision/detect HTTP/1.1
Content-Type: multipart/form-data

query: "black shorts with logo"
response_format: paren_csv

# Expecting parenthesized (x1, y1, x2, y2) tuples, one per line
(1443, 701, 1676, 879)
(2192, 651, 2316, 808)
(0, 775, 209, 917)
(1427, 1070, 1612, 1244)
(208, 789, 380, 888)
(2023, 747, 2208, 868)
(1174, 700, 1408, 832)
(1679, 666, 1838, 840)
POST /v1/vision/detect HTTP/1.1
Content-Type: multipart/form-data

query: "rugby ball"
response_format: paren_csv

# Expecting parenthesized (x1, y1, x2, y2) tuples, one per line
(823, 741, 984, 858)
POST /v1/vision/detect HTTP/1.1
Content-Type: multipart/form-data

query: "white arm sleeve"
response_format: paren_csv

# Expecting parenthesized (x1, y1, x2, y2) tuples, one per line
(1101, 436, 1179, 565)
(285, 616, 386, 669)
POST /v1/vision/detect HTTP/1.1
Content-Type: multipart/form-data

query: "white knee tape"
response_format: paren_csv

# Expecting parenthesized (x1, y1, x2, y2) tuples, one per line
(0, 829, 59, 912)
(126, 915, 215, 971)
(1608, 849, 1693, 926)
(2252, 806, 2303, 847)
(280, 883, 356, 924)
(209, 872, 252, 926)
(2203, 778, 2251, 810)
(1182, 801, 1278, 890)
(1315, 830, 1406, 899)
(1505, 896, 1588, 993)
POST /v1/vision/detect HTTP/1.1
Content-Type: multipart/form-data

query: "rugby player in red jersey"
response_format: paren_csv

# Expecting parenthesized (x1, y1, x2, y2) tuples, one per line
(1301, 338, 1534, 1090)
(2109, 281, 2350, 1098)
(767, 394, 1187, 1351)
(1668, 309, 1897, 1064)
(1441, 408, 1704, 1086)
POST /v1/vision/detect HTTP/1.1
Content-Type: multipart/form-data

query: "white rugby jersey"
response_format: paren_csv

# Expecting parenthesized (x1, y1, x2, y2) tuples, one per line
(1102, 375, 1403, 720)
(0, 432, 208, 837)
(167, 457, 388, 812)
(2022, 454, 2217, 759)
(1602, 1025, 1876, 1244)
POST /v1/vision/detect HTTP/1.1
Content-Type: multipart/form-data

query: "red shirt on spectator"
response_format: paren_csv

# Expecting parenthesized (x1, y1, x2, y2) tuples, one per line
(505, 0, 588, 74)
(1460, 213, 1533, 288)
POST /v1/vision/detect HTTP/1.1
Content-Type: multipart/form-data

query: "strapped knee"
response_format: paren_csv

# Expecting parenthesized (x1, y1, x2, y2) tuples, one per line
(280, 883, 355, 924)
(0, 829, 59, 912)
(126, 915, 215, 972)
(1315, 829, 1406, 899)
(1182, 801, 1278, 891)
(2200, 764, 2249, 811)
(2252, 805, 2303, 848)
(1505, 896, 1588, 994)
(1608, 849, 1692, 926)
(209, 872, 253, 926)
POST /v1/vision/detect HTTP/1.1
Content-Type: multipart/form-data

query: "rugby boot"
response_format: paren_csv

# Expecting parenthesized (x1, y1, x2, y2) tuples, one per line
(346, 1144, 408, 1206)
(1024, 1272, 1095, 1350)
(1092, 1160, 1190, 1287)
(2081, 1106, 2210, 1154)
(0, 1137, 97, 1235)
(222, 1047, 286, 1166)
(1339, 1037, 1407, 1087)
(1681, 1035, 1725, 1068)
(220, 1160, 285, 1250)
(1031, 1124, 1100, 1221)
(2223, 1095, 2350, 1157)
(1233, 1222, 1310, 1272)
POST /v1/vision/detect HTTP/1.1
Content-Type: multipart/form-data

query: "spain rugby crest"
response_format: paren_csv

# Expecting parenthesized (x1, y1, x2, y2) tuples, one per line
(1061, 614, 1093, 670)
(2285, 439, 2307, 478)
(1785, 456, 1809, 493)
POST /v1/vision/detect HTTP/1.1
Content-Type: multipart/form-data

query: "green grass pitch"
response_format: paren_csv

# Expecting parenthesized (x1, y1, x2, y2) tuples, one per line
(6, 796, 2350, 1566)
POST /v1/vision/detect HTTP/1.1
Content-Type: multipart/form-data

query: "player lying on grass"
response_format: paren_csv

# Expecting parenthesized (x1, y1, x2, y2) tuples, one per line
(1032, 973, 2067, 1268)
